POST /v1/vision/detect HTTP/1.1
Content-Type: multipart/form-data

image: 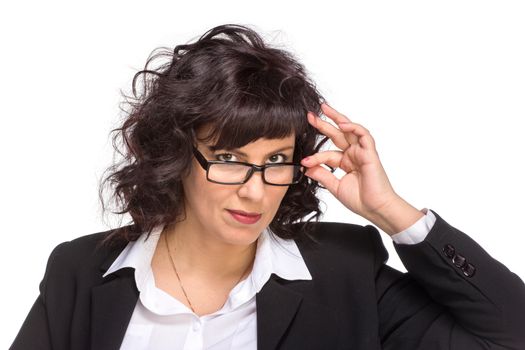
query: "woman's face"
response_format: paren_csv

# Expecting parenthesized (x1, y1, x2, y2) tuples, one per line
(180, 132, 296, 247)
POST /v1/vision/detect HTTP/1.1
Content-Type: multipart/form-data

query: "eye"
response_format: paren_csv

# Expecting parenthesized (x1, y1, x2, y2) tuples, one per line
(267, 153, 288, 164)
(215, 153, 238, 162)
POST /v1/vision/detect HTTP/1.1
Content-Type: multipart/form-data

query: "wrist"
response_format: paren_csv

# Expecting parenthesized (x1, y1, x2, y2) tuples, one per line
(366, 195, 424, 236)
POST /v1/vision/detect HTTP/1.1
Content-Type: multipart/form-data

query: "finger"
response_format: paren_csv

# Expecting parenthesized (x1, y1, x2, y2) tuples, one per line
(301, 150, 343, 170)
(321, 103, 352, 125)
(339, 121, 370, 134)
(307, 112, 349, 150)
(303, 149, 359, 174)
(339, 122, 376, 149)
(304, 165, 340, 195)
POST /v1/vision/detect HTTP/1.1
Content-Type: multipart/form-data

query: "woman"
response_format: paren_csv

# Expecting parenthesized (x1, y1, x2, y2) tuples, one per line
(11, 24, 525, 350)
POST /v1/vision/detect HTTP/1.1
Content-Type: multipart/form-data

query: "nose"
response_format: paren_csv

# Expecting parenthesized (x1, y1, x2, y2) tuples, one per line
(237, 170, 265, 202)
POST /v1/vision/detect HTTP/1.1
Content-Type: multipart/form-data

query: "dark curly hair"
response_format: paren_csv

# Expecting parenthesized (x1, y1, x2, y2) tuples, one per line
(99, 24, 327, 245)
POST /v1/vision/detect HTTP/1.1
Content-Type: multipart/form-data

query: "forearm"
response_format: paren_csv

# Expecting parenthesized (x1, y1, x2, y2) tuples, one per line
(393, 211, 525, 348)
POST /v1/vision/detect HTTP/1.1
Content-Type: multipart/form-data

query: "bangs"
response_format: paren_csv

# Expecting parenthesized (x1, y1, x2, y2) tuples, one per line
(198, 94, 309, 150)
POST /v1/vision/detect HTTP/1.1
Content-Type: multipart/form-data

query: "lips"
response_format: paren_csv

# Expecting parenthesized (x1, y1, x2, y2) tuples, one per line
(226, 209, 262, 225)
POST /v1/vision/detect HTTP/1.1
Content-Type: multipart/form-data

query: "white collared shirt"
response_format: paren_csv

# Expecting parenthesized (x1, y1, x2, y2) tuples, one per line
(104, 227, 312, 350)
(105, 210, 436, 350)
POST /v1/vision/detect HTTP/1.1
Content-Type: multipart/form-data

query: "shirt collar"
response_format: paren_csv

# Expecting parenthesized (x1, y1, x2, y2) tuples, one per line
(102, 225, 163, 287)
(250, 228, 312, 292)
(103, 226, 312, 294)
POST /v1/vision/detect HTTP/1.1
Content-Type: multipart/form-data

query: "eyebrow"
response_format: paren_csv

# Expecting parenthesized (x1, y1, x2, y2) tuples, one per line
(207, 145, 295, 158)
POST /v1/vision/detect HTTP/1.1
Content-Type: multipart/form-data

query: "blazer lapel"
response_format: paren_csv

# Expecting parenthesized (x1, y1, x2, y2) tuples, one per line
(91, 249, 139, 350)
(256, 276, 303, 350)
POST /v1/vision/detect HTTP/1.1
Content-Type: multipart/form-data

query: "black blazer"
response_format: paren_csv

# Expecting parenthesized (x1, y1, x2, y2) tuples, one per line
(11, 211, 525, 349)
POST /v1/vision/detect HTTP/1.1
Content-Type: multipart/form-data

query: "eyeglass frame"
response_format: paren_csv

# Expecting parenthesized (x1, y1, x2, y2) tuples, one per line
(192, 147, 305, 186)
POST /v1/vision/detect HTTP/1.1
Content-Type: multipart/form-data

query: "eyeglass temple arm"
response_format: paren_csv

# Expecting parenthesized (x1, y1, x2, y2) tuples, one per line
(192, 147, 209, 170)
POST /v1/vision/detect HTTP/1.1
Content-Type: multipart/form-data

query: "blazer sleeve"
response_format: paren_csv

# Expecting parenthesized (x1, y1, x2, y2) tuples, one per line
(10, 242, 69, 350)
(374, 210, 525, 349)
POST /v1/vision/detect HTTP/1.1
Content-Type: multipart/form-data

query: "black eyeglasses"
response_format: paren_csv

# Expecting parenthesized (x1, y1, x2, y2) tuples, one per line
(192, 148, 304, 186)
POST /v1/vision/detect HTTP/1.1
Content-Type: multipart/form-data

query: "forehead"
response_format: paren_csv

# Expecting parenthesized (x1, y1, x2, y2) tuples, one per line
(193, 102, 306, 151)
(196, 124, 296, 150)
(200, 134, 296, 152)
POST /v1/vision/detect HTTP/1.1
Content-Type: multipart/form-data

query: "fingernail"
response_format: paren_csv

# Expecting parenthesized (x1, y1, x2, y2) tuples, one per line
(302, 156, 311, 163)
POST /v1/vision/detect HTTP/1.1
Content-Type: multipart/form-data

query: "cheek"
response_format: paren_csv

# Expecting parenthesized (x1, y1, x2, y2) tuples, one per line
(182, 167, 231, 213)
(181, 165, 210, 207)
(265, 187, 289, 214)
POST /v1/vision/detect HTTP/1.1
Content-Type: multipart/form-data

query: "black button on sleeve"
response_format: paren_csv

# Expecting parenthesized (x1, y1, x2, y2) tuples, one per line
(462, 263, 476, 277)
(443, 244, 455, 258)
(452, 254, 467, 268)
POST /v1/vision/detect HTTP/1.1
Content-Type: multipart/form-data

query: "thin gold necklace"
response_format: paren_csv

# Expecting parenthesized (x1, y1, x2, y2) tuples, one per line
(163, 232, 253, 314)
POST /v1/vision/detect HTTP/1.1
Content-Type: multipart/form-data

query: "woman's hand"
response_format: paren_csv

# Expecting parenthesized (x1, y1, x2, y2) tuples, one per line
(301, 103, 424, 235)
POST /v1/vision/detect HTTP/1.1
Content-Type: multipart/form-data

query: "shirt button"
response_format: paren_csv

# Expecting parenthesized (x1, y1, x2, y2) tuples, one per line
(192, 321, 201, 332)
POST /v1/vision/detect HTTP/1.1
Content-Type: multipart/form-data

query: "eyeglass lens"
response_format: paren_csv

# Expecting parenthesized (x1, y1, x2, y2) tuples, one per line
(208, 163, 301, 185)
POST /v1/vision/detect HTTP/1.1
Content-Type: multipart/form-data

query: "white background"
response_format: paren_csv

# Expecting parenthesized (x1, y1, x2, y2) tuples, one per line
(1, 0, 524, 347)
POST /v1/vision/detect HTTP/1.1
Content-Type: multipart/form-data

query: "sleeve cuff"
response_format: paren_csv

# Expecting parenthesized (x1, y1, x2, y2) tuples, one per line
(391, 208, 437, 245)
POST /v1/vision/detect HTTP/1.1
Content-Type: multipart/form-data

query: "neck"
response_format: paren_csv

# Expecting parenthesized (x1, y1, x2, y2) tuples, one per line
(162, 220, 257, 281)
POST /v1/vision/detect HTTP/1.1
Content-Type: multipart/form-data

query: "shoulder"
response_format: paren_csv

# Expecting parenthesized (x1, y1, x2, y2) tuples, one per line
(295, 221, 386, 255)
(50, 228, 126, 264)
(41, 227, 130, 288)
(293, 221, 389, 277)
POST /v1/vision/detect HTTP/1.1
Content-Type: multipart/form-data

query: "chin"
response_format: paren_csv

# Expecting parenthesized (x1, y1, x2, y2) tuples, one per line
(220, 224, 265, 247)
